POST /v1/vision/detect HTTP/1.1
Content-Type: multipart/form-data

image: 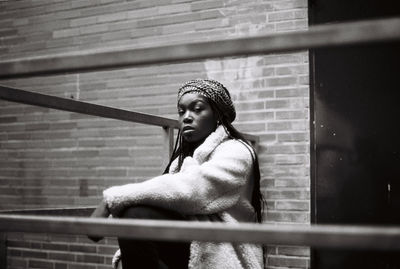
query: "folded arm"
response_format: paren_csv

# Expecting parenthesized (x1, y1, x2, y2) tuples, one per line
(103, 140, 253, 216)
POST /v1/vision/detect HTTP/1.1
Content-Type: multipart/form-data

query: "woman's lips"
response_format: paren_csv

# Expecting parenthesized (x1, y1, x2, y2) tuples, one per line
(182, 126, 195, 134)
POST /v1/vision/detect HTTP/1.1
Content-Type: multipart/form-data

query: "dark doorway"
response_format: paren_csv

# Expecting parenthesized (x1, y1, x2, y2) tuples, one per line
(309, 0, 400, 268)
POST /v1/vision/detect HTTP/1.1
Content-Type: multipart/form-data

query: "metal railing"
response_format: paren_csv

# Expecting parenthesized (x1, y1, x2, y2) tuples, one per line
(0, 17, 399, 79)
(0, 85, 259, 163)
(1, 15, 400, 268)
(1, 214, 400, 250)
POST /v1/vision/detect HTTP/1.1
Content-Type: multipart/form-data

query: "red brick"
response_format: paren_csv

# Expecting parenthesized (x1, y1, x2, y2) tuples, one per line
(191, 0, 224, 11)
(28, 260, 53, 269)
(49, 122, 77, 130)
(7, 257, 28, 267)
(299, 74, 310, 85)
(97, 265, 112, 269)
(264, 54, 304, 65)
(79, 24, 108, 35)
(268, 11, 296, 22)
(276, 65, 308, 75)
(199, 9, 223, 19)
(275, 154, 308, 165)
(268, 255, 309, 268)
(22, 233, 48, 241)
(138, 13, 198, 28)
(7, 240, 31, 248)
(275, 177, 309, 187)
(266, 189, 310, 200)
(267, 211, 309, 223)
(266, 76, 297, 87)
(97, 12, 127, 23)
(236, 101, 265, 111)
(76, 253, 105, 263)
(276, 110, 308, 120)
(296, 19, 308, 29)
(53, 28, 80, 38)
(0, 116, 17, 123)
(276, 200, 309, 211)
(276, 21, 296, 31)
(195, 18, 229, 30)
(268, 120, 308, 131)
(97, 245, 119, 255)
(277, 132, 309, 142)
(55, 263, 68, 269)
(276, 165, 309, 177)
(48, 252, 75, 262)
(126, 7, 157, 19)
(265, 99, 291, 110)
(71, 1, 95, 9)
(277, 246, 310, 257)
(25, 123, 50, 131)
(42, 242, 69, 251)
(276, 87, 309, 98)
(235, 122, 266, 132)
(162, 22, 195, 34)
(68, 263, 97, 269)
(158, 3, 190, 14)
(236, 111, 274, 122)
(101, 30, 131, 41)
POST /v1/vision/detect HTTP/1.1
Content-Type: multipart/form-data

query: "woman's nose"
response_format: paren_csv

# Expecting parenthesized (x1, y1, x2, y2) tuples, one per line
(183, 111, 193, 123)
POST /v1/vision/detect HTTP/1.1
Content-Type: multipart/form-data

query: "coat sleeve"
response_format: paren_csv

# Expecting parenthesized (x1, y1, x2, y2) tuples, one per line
(103, 140, 254, 216)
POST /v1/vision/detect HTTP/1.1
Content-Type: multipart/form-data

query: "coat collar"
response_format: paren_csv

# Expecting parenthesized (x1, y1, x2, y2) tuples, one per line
(169, 125, 229, 173)
(193, 125, 229, 163)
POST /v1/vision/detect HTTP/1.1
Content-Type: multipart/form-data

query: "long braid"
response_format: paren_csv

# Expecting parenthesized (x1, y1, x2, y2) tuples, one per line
(163, 129, 194, 174)
(221, 119, 265, 223)
(210, 102, 265, 223)
(163, 130, 182, 174)
(178, 133, 185, 171)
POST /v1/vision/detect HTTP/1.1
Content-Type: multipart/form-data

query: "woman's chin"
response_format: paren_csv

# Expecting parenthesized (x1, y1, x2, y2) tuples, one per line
(182, 134, 195, 143)
(182, 133, 203, 144)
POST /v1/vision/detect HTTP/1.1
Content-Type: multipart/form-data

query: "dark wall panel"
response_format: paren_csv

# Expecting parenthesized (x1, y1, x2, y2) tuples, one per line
(310, 0, 400, 268)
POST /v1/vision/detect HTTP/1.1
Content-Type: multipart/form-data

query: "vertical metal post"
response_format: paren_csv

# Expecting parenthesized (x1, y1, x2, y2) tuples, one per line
(162, 127, 175, 171)
(0, 232, 6, 269)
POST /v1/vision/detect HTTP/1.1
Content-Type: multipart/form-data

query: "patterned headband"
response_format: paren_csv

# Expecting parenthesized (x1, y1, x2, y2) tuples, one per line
(177, 79, 236, 123)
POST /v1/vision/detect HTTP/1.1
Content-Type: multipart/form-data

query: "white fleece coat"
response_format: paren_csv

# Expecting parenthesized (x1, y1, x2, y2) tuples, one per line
(103, 126, 264, 269)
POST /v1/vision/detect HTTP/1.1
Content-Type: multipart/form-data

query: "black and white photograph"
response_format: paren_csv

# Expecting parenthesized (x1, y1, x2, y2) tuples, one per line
(0, 0, 399, 268)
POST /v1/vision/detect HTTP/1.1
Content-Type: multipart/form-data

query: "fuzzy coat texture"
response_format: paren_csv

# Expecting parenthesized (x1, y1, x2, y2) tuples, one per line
(103, 125, 264, 269)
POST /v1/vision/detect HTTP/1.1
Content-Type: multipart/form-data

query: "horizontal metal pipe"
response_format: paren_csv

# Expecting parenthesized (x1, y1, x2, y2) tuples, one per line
(0, 85, 259, 143)
(1, 17, 400, 79)
(0, 207, 96, 217)
(0, 85, 179, 128)
(1, 214, 400, 250)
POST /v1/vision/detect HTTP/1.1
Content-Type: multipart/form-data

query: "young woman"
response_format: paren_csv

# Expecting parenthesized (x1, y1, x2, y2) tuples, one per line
(90, 79, 265, 269)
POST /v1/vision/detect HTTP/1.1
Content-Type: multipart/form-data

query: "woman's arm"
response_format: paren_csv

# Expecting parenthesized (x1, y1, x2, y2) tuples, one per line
(103, 140, 253, 216)
(88, 200, 110, 242)
(91, 199, 110, 218)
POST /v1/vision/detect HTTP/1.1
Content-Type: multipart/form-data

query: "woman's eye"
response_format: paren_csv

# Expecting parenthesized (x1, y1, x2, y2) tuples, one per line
(194, 106, 202, 112)
(178, 110, 184, 116)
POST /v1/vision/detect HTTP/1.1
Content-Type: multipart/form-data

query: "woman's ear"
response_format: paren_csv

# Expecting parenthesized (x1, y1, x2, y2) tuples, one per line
(217, 115, 225, 126)
(216, 116, 224, 127)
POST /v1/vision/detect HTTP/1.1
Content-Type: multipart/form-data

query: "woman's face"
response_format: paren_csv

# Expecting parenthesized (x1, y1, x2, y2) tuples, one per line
(178, 93, 218, 143)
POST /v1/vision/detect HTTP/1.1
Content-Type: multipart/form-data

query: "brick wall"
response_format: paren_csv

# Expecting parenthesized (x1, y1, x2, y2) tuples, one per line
(0, 0, 310, 268)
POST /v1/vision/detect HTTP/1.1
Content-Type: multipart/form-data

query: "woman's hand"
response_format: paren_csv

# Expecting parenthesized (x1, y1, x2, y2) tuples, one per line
(88, 200, 110, 242)
(91, 199, 110, 218)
